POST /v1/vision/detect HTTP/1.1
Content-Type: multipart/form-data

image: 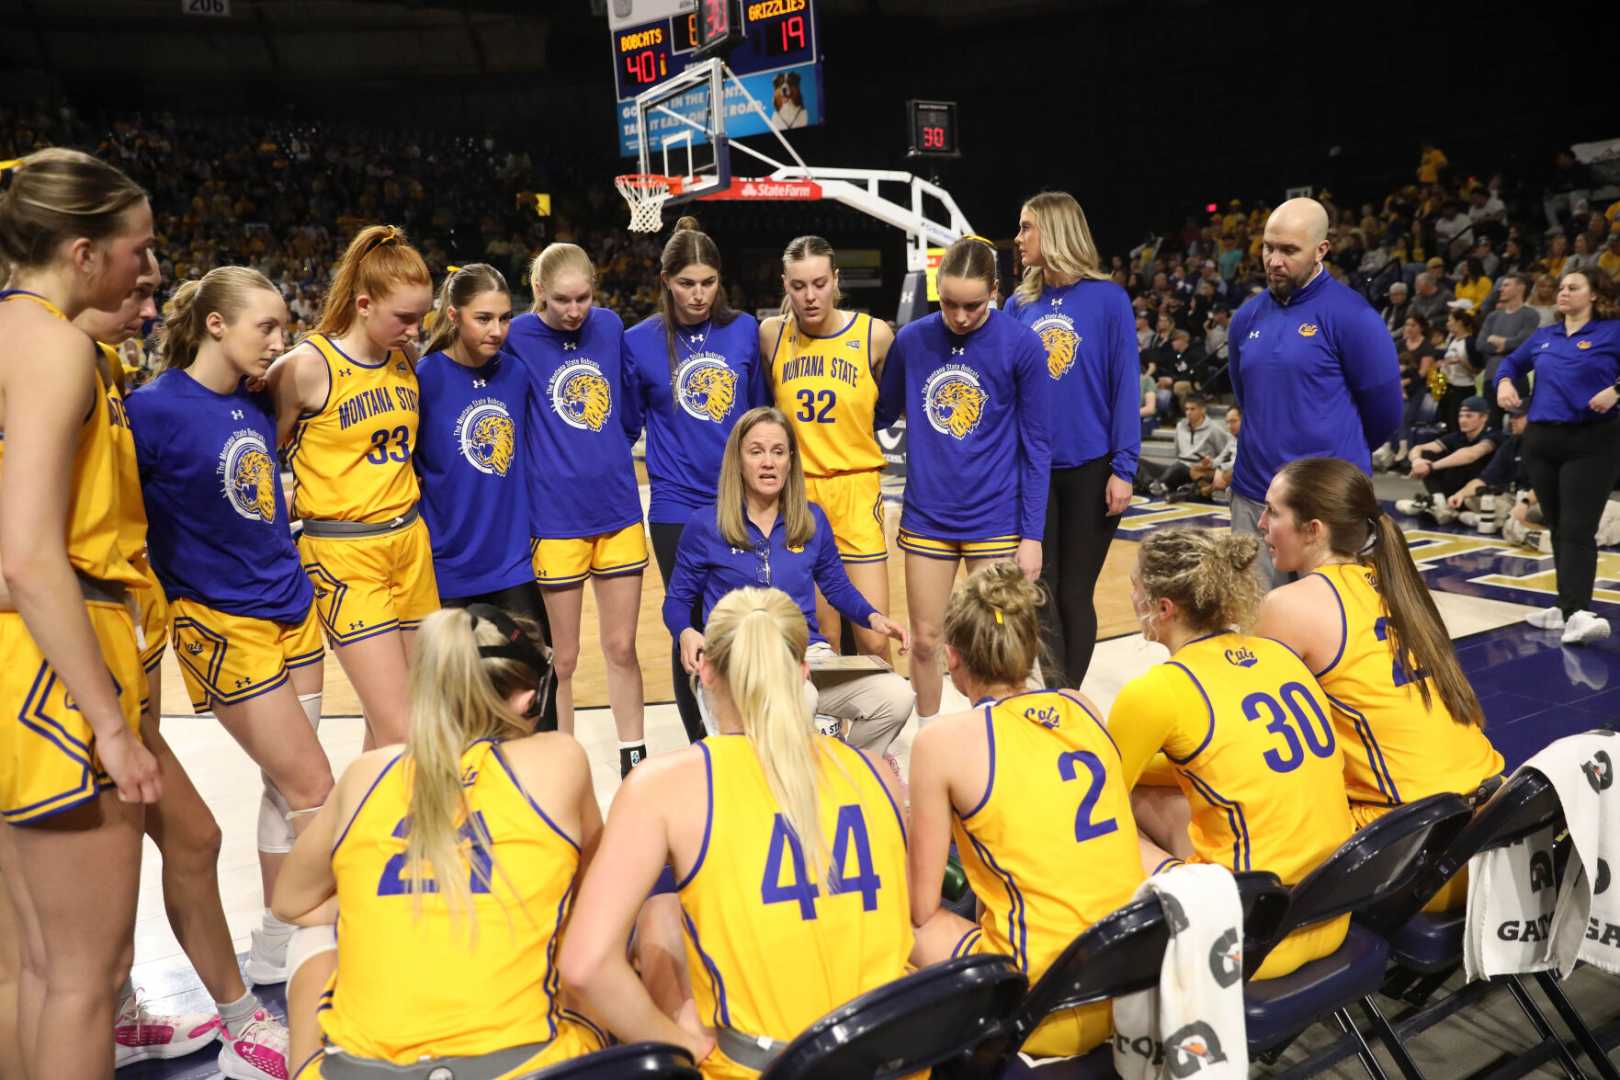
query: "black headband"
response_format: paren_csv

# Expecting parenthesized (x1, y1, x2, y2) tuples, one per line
(466, 604, 552, 723)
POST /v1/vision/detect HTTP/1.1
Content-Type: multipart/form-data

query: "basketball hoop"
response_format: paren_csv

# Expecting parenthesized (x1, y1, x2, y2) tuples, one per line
(615, 173, 676, 233)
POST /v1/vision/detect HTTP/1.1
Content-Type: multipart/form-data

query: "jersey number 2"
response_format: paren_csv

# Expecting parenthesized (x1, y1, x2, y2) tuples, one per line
(1058, 750, 1119, 842)
(1373, 617, 1426, 687)
(795, 388, 836, 423)
(375, 812, 493, 896)
(760, 804, 881, 921)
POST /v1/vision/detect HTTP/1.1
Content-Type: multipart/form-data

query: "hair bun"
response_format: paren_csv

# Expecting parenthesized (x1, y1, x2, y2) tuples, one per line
(1219, 532, 1260, 572)
(971, 559, 1042, 620)
(672, 214, 702, 235)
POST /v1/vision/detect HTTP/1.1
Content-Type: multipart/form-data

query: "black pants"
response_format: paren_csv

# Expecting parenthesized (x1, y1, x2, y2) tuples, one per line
(1136, 458, 1192, 491)
(1421, 460, 1487, 499)
(441, 580, 559, 733)
(1522, 419, 1620, 617)
(1039, 457, 1123, 689)
(650, 521, 705, 743)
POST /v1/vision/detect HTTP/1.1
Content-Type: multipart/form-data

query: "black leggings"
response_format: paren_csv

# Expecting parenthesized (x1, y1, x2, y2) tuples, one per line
(650, 521, 705, 743)
(1038, 457, 1123, 689)
(1522, 420, 1620, 617)
(441, 580, 559, 733)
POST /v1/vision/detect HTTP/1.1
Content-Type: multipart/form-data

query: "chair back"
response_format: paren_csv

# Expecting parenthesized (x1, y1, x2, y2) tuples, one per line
(760, 954, 1027, 1080)
(1260, 793, 1471, 964)
(523, 1042, 700, 1079)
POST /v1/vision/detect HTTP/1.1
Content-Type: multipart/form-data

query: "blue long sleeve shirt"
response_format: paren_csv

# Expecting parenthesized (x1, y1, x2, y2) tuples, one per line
(1227, 269, 1402, 502)
(1003, 279, 1141, 478)
(661, 501, 877, 647)
(874, 309, 1052, 540)
(1497, 319, 1620, 425)
(622, 312, 765, 525)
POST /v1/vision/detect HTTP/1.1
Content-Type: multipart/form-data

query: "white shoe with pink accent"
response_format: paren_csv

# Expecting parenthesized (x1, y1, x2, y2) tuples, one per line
(218, 1008, 291, 1080)
(114, 991, 223, 1066)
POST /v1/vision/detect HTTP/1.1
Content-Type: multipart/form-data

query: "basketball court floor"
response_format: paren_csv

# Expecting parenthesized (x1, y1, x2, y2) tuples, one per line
(124, 480, 1620, 1078)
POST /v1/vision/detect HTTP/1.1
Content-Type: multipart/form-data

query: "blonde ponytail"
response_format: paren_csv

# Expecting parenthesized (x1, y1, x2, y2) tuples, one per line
(155, 265, 278, 373)
(401, 608, 541, 931)
(702, 588, 831, 884)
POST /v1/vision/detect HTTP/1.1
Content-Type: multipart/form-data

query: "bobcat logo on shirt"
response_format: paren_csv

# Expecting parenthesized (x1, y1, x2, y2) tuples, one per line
(675, 356, 739, 423)
(218, 430, 277, 524)
(1032, 313, 1079, 380)
(1577, 340, 1593, 350)
(454, 399, 516, 477)
(548, 360, 613, 432)
(922, 364, 988, 439)
(1297, 323, 1320, 337)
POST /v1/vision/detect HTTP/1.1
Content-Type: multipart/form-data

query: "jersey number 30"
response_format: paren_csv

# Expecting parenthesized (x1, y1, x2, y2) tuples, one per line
(1243, 682, 1336, 773)
(760, 805, 880, 920)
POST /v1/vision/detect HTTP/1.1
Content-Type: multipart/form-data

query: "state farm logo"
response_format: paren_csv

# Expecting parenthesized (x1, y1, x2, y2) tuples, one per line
(736, 179, 821, 200)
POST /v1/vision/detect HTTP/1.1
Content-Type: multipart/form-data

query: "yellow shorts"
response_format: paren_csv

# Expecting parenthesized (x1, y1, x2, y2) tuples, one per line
(170, 597, 324, 713)
(952, 926, 1110, 1058)
(897, 528, 1020, 562)
(0, 603, 144, 824)
(299, 516, 440, 645)
(134, 559, 169, 694)
(1350, 800, 1468, 911)
(805, 471, 887, 562)
(294, 1014, 606, 1079)
(532, 521, 649, 587)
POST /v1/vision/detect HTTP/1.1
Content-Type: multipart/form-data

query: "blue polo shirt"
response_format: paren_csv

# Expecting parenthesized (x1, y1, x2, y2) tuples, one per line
(1497, 319, 1620, 425)
(1227, 268, 1402, 502)
(661, 501, 878, 646)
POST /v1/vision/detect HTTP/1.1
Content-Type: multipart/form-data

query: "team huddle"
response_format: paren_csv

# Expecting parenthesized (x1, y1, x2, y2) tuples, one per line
(0, 148, 1509, 1080)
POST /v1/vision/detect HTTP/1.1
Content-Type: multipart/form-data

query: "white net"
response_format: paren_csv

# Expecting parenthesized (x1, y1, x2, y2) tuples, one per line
(615, 174, 672, 233)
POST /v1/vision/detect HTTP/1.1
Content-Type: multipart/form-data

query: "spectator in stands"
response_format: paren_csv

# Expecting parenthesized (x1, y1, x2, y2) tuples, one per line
(1156, 327, 1205, 407)
(1543, 149, 1591, 230)
(1539, 233, 1571, 279)
(1417, 140, 1448, 185)
(1190, 402, 1240, 501)
(1600, 230, 1620, 279)
(1566, 232, 1598, 275)
(1135, 394, 1228, 499)
(1135, 312, 1153, 351)
(1396, 396, 1498, 524)
(1475, 271, 1539, 392)
(1528, 272, 1561, 325)
(1376, 314, 1437, 470)
(1410, 268, 1453, 323)
(1436, 306, 1480, 430)
(1139, 357, 1159, 437)
(1436, 201, 1474, 259)
(1469, 185, 1506, 233)
(1381, 281, 1411, 335)
(1496, 268, 1620, 645)
(1453, 257, 1492, 311)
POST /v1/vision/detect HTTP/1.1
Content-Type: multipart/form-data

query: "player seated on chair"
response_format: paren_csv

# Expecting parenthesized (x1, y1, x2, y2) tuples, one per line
(559, 587, 913, 1079)
(663, 406, 912, 755)
(271, 606, 606, 1079)
(1108, 527, 1357, 980)
(1256, 457, 1503, 911)
(1394, 395, 1497, 525)
(907, 561, 1144, 1058)
(1134, 394, 1229, 500)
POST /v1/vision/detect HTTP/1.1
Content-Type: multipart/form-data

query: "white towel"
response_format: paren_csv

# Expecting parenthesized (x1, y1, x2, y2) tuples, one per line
(1111, 863, 1248, 1080)
(1464, 731, 1620, 980)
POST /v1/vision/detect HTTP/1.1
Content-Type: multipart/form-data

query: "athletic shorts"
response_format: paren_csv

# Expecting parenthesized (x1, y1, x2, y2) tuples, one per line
(897, 528, 1019, 562)
(951, 926, 1109, 1058)
(299, 516, 439, 645)
(1350, 800, 1467, 911)
(805, 471, 887, 563)
(294, 1013, 607, 1079)
(532, 521, 649, 587)
(170, 597, 324, 713)
(135, 558, 170, 684)
(0, 602, 144, 824)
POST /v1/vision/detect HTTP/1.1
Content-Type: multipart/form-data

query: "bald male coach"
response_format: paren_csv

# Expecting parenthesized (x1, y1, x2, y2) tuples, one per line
(1228, 198, 1402, 584)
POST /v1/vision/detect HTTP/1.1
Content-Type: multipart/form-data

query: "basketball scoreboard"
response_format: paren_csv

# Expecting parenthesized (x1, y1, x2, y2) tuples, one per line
(608, 0, 823, 157)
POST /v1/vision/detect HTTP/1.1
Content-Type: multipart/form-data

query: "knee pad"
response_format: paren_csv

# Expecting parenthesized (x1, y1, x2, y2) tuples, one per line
(258, 781, 294, 855)
(287, 924, 338, 984)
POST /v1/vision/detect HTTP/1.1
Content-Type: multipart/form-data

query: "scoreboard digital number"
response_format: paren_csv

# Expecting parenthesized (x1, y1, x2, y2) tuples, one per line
(694, 0, 741, 55)
(907, 99, 960, 159)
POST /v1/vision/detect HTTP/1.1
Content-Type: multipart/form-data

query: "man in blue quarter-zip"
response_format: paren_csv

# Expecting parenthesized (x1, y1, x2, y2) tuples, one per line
(1229, 198, 1403, 585)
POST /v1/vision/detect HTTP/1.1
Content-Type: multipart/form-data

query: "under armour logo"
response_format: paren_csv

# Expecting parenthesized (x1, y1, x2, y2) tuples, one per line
(900, 288, 915, 305)
(688, 333, 705, 344)
(1049, 297, 1064, 307)
(230, 410, 244, 420)
(349, 620, 364, 631)
(563, 341, 578, 351)
(338, 367, 353, 377)
(951, 346, 965, 356)
(472, 378, 487, 388)
(1247, 331, 1262, 340)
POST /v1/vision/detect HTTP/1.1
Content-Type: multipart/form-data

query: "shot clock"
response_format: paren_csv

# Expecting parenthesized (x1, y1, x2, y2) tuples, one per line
(907, 100, 960, 159)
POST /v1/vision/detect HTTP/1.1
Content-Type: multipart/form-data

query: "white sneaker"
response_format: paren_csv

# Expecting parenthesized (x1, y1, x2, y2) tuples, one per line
(1429, 502, 1459, 525)
(218, 1009, 290, 1080)
(1503, 516, 1528, 546)
(1561, 611, 1611, 646)
(1526, 606, 1567, 630)
(1459, 511, 1480, 527)
(1395, 495, 1431, 517)
(115, 991, 222, 1066)
(1372, 445, 1395, 471)
(243, 924, 290, 986)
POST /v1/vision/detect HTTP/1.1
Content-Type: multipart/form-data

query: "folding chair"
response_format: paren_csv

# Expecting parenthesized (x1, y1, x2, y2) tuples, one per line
(522, 1042, 700, 1078)
(758, 954, 1028, 1080)
(987, 871, 1291, 1080)
(1360, 772, 1620, 1080)
(1243, 792, 1473, 1080)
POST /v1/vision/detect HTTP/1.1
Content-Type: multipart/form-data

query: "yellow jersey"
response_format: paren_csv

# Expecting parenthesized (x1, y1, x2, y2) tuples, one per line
(955, 689, 1143, 975)
(678, 734, 910, 1069)
(321, 740, 582, 1064)
(1110, 633, 1354, 885)
(288, 333, 421, 523)
(769, 312, 884, 477)
(0, 292, 142, 589)
(1312, 563, 1503, 806)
